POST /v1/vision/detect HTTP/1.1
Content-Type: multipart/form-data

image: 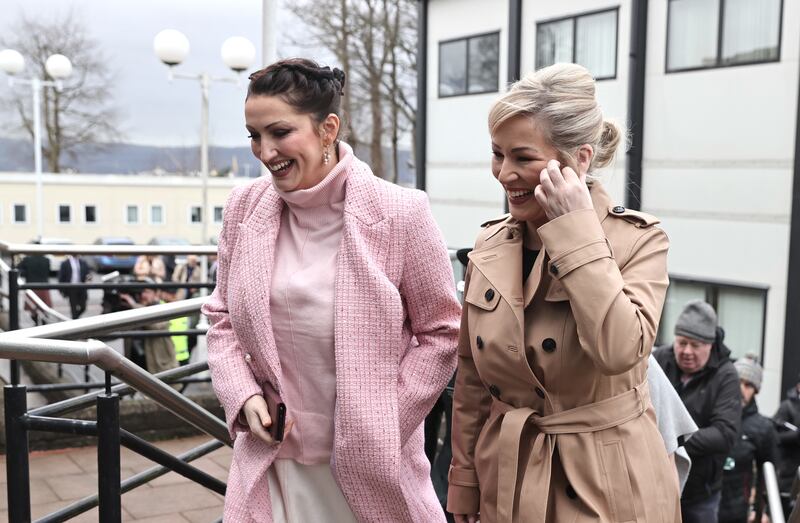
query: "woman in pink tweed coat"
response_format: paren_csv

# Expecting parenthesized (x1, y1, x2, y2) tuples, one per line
(202, 58, 461, 522)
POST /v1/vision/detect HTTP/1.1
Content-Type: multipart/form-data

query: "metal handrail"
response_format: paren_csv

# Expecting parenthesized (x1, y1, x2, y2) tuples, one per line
(0, 240, 218, 256)
(0, 298, 231, 445)
(765, 461, 786, 523)
(0, 257, 70, 323)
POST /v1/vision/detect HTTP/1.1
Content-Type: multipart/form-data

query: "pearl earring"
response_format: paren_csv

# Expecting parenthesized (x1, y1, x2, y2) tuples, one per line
(323, 144, 330, 165)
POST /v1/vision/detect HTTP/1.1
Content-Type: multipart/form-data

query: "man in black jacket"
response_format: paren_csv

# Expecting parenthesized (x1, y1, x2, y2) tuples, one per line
(58, 255, 91, 319)
(774, 374, 800, 516)
(655, 300, 742, 523)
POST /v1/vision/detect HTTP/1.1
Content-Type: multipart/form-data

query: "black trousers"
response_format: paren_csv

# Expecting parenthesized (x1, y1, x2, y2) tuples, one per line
(67, 290, 87, 319)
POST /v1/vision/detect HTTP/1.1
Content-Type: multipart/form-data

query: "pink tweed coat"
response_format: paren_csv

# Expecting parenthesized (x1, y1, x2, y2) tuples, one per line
(202, 150, 461, 522)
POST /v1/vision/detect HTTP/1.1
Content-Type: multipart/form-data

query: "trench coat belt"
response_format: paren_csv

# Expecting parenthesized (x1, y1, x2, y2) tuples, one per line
(494, 382, 650, 523)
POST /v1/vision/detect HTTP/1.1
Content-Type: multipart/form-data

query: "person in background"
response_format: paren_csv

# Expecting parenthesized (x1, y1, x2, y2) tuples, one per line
(18, 240, 52, 310)
(160, 286, 190, 367)
(654, 300, 742, 523)
(172, 254, 203, 353)
(719, 355, 778, 523)
(121, 281, 177, 374)
(774, 373, 800, 516)
(58, 254, 91, 319)
(134, 254, 166, 282)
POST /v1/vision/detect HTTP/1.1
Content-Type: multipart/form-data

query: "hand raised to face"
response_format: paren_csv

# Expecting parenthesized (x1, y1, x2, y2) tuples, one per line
(533, 159, 593, 221)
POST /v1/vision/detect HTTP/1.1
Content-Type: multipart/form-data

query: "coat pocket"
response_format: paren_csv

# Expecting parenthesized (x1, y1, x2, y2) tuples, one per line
(598, 440, 636, 522)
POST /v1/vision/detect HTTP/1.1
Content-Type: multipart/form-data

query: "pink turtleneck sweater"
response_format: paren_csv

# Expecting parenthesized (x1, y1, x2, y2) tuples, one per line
(270, 152, 349, 464)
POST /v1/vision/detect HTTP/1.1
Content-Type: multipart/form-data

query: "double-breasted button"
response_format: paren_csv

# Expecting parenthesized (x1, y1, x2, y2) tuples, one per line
(476, 336, 484, 350)
(549, 264, 559, 276)
(542, 338, 557, 352)
(612, 205, 625, 214)
(566, 484, 577, 499)
(244, 353, 252, 362)
(535, 387, 545, 399)
(485, 288, 495, 302)
(489, 385, 501, 398)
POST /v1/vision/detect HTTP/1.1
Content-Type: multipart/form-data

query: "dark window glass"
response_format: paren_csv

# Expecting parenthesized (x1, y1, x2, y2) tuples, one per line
(191, 206, 202, 223)
(439, 39, 468, 96)
(13, 204, 26, 223)
(213, 206, 224, 223)
(58, 205, 71, 223)
(85, 205, 97, 223)
(438, 32, 499, 97)
(467, 34, 500, 94)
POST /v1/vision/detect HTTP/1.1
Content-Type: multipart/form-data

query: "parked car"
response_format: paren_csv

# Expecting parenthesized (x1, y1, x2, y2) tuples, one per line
(147, 236, 191, 280)
(90, 237, 137, 274)
(37, 237, 74, 275)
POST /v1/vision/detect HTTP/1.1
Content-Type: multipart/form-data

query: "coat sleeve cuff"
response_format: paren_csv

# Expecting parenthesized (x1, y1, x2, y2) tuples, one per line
(538, 208, 612, 279)
(446, 467, 480, 515)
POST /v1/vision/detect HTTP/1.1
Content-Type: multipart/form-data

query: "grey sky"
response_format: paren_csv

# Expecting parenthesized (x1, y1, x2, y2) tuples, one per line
(2, 0, 324, 147)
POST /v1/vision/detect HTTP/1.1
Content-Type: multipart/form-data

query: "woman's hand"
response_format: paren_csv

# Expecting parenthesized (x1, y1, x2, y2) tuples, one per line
(241, 395, 294, 444)
(453, 514, 479, 523)
(534, 159, 593, 221)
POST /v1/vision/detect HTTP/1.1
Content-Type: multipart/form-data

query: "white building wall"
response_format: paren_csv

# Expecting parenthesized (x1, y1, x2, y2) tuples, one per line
(643, 0, 800, 413)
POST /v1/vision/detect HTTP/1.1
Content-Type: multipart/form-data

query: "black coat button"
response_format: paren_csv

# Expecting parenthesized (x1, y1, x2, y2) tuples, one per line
(542, 338, 557, 352)
(566, 484, 577, 499)
(485, 288, 495, 301)
(489, 385, 501, 398)
(476, 336, 484, 349)
(612, 205, 625, 214)
(536, 387, 545, 399)
(549, 264, 559, 276)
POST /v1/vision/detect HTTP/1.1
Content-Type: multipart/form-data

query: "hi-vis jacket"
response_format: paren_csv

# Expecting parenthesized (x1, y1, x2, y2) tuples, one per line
(447, 184, 681, 523)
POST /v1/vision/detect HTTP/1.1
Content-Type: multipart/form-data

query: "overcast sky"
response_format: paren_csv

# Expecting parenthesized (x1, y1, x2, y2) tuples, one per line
(1, 0, 329, 147)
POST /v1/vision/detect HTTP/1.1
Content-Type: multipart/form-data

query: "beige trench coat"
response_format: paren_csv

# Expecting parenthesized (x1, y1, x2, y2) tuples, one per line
(447, 185, 681, 523)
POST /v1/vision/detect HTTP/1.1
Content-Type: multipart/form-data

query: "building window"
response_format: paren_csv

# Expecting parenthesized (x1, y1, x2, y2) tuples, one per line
(656, 277, 768, 361)
(213, 206, 224, 224)
(125, 205, 139, 225)
(84, 205, 97, 224)
(13, 204, 27, 224)
(150, 205, 164, 225)
(536, 8, 619, 80)
(438, 32, 500, 97)
(57, 204, 71, 223)
(190, 206, 202, 224)
(666, 0, 783, 72)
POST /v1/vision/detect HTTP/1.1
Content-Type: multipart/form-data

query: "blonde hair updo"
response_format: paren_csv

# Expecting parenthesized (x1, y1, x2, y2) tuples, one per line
(488, 63, 625, 180)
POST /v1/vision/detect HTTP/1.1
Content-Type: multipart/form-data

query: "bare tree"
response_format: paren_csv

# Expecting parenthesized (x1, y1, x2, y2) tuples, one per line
(0, 10, 123, 173)
(286, 0, 417, 182)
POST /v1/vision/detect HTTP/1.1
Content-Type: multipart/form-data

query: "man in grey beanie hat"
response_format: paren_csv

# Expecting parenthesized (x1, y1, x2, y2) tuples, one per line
(654, 300, 742, 523)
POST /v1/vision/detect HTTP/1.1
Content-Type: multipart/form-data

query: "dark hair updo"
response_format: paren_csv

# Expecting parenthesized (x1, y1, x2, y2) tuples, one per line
(247, 58, 346, 137)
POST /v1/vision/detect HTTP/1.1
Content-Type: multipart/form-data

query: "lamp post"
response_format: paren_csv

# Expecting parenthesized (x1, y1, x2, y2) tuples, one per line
(153, 30, 256, 246)
(0, 49, 73, 238)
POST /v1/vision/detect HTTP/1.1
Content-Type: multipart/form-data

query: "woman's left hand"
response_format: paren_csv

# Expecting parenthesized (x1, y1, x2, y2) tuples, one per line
(534, 159, 593, 221)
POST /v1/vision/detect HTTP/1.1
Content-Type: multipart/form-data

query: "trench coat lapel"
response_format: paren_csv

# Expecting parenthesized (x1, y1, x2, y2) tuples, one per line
(237, 184, 284, 391)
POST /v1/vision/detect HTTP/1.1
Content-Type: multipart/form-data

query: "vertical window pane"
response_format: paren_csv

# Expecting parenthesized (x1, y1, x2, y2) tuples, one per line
(575, 10, 617, 78)
(85, 206, 96, 223)
(58, 205, 70, 223)
(214, 206, 224, 223)
(536, 19, 573, 69)
(191, 206, 202, 223)
(667, 0, 720, 70)
(716, 287, 765, 360)
(657, 282, 708, 345)
(467, 34, 499, 93)
(14, 204, 26, 223)
(151, 205, 163, 224)
(439, 40, 467, 96)
(722, 0, 781, 65)
(126, 205, 138, 224)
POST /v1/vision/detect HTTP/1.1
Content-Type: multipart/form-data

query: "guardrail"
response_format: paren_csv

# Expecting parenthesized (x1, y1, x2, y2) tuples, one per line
(765, 461, 786, 523)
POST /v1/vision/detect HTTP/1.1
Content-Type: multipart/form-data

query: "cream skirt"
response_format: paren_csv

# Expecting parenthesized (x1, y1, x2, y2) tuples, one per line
(267, 459, 358, 522)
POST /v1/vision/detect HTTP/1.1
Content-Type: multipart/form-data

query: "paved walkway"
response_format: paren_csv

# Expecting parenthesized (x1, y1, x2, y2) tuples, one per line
(0, 435, 231, 522)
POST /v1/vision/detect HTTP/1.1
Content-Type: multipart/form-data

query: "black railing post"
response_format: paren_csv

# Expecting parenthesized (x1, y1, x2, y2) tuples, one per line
(97, 385, 122, 522)
(8, 267, 20, 385)
(5, 384, 31, 522)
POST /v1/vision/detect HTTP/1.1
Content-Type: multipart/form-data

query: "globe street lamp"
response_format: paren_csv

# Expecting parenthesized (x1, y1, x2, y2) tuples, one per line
(153, 29, 256, 246)
(0, 49, 73, 238)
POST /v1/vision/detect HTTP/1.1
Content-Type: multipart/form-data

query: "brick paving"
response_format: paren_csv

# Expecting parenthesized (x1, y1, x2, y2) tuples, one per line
(0, 435, 230, 522)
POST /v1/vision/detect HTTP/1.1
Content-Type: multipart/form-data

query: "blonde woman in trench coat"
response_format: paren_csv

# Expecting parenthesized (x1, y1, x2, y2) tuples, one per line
(447, 63, 681, 523)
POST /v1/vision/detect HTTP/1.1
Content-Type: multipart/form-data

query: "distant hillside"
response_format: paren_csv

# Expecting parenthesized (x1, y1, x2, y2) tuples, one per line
(0, 137, 415, 185)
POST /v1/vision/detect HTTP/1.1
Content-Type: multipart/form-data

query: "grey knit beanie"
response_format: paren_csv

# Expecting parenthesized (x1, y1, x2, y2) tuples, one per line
(674, 300, 717, 344)
(735, 355, 763, 392)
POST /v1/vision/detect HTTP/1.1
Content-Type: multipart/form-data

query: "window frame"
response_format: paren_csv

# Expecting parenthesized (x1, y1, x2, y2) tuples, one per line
(12, 203, 28, 224)
(658, 273, 769, 362)
(83, 204, 98, 225)
(437, 30, 501, 99)
(189, 205, 203, 225)
(665, 0, 784, 74)
(213, 205, 224, 224)
(56, 203, 72, 224)
(124, 204, 140, 225)
(149, 204, 166, 226)
(535, 6, 620, 81)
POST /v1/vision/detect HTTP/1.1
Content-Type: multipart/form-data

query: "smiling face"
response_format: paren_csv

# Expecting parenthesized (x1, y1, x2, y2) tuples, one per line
(245, 95, 339, 192)
(490, 115, 562, 226)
